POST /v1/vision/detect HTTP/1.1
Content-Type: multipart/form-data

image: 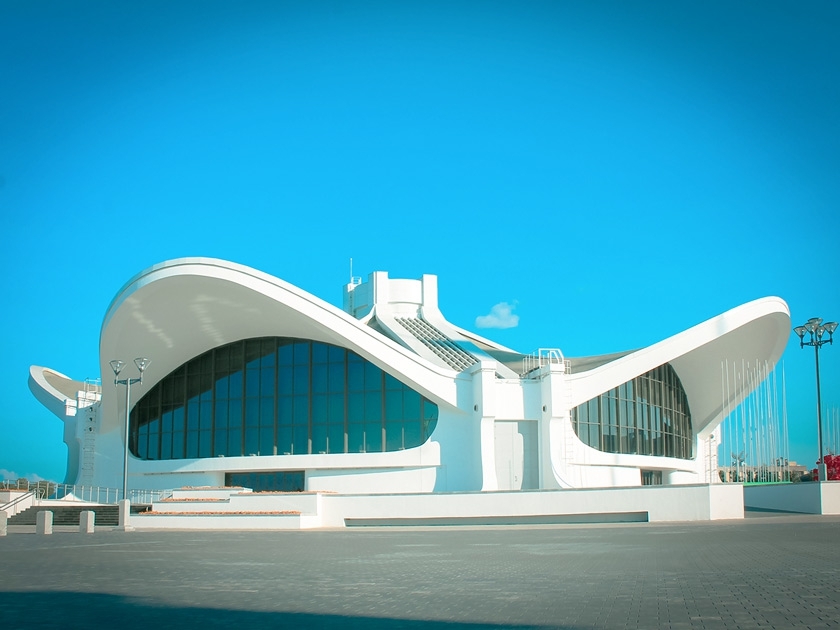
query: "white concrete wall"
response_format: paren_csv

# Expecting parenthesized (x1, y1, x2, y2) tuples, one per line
(306, 465, 437, 494)
(134, 514, 309, 530)
(822, 482, 840, 514)
(88, 425, 124, 488)
(429, 407, 481, 492)
(744, 482, 840, 515)
(708, 483, 744, 519)
(317, 483, 743, 527)
(132, 481, 744, 530)
(494, 380, 530, 420)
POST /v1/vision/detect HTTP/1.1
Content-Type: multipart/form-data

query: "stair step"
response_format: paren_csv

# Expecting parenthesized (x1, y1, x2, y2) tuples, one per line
(7, 505, 138, 526)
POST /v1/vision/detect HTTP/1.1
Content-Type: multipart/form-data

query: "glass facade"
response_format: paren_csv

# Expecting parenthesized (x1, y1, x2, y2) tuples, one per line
(641, 470, 663, 485)
(130, 337, 439, 460)
(571, 364, 693, 459)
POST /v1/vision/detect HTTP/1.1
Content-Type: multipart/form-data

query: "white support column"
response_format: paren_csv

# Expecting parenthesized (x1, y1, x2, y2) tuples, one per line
(0, 511, 7, 536)
(538, 362, 569, 490)
(472, 361, 498, 491)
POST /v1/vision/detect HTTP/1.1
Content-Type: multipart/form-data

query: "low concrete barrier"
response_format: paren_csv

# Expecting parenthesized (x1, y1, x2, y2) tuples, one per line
(80, 510, 95, 533)
(113, 499, 135, 532)
(36, 510, 53, 535)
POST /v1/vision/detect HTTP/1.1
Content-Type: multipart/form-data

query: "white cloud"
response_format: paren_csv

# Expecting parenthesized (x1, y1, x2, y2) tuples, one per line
(475, 301, 519, 329)
(0, 468, 20, 481)
(0, 469, 46, 482)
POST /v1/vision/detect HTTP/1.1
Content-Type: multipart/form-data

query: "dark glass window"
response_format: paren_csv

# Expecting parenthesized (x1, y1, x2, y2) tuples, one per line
(571, 363, 693, 460)
(642, 470, 663, 485)
(130, 337, 439, 460)
(226, 471, 304, 492)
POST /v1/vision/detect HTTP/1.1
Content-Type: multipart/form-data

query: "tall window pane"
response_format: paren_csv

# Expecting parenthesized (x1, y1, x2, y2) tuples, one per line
(570, 363, 692, 459)
(129, 336, 439, 460)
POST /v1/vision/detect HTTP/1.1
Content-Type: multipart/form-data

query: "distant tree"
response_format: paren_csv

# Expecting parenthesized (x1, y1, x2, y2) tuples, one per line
(2, 477, 57, 497)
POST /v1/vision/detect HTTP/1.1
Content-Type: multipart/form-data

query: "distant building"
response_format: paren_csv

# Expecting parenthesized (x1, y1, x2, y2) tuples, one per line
(718, 462, 810, 483)
(30, 258, 790, 494)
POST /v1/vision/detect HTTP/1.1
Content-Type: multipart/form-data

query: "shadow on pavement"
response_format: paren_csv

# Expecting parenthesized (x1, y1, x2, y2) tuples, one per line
(0, 591, 579, 629)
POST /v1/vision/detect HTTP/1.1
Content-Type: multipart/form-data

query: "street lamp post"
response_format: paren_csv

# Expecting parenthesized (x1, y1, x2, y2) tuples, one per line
(707, 433, 716, 484)
(794, 318, 837, 481)
(110, 357, 151, 502)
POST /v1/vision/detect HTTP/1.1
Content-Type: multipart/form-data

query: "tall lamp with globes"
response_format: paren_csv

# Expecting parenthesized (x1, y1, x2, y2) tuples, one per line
(794, 318, 837, 481)
(110, 357, 151, 502)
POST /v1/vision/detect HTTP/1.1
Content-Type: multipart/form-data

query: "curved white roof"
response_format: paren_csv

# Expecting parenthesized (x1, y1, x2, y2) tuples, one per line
(96, 258, 790, 438)
(28, 366, 84, 416)
(97, 258, 465, 434)
(567, 296, 790, 436)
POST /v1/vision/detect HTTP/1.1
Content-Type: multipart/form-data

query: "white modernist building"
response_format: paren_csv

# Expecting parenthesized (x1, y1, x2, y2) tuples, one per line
(30, 258, 790, 496)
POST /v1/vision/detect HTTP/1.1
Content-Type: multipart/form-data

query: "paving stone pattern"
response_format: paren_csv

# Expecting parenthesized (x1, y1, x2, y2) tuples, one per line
(1, 513, 839, 629)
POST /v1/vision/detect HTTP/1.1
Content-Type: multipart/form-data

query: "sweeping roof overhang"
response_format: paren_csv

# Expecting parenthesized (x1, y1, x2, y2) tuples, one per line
(565, 296, 791, 436)
(95, 258, 790, 439)
(97, 258, 462, 433)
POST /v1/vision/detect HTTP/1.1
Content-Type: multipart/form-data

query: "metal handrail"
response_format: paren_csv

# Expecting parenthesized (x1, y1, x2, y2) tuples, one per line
(521, 348, 569, 376)
(0, 490, 36, 516)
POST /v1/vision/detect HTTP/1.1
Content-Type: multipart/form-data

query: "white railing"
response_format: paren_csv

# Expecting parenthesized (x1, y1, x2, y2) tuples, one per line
(0, 490, 36, 516)
(130, 488, 172, 504)
(1, 480, 170, 505)
(521, 348, 570, 376)
(51, 484, 122, 504)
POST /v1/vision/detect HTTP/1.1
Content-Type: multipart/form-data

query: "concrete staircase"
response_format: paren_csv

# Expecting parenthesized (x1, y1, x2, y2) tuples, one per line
(9, 505, 125, 526)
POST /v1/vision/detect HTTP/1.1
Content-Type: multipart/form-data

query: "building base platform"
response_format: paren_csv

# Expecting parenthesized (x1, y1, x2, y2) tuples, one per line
(129, 483, 744, 530)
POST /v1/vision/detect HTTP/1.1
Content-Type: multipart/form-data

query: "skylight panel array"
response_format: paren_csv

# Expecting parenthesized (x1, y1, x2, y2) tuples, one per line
(395, 317, 478, 372)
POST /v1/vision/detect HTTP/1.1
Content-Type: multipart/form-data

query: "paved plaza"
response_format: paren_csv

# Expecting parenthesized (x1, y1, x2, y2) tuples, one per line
(1, 513, 840, 629)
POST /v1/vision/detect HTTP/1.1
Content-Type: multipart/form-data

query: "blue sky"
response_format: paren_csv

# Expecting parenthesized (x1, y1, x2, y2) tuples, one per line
(1, 1, 838, 482)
